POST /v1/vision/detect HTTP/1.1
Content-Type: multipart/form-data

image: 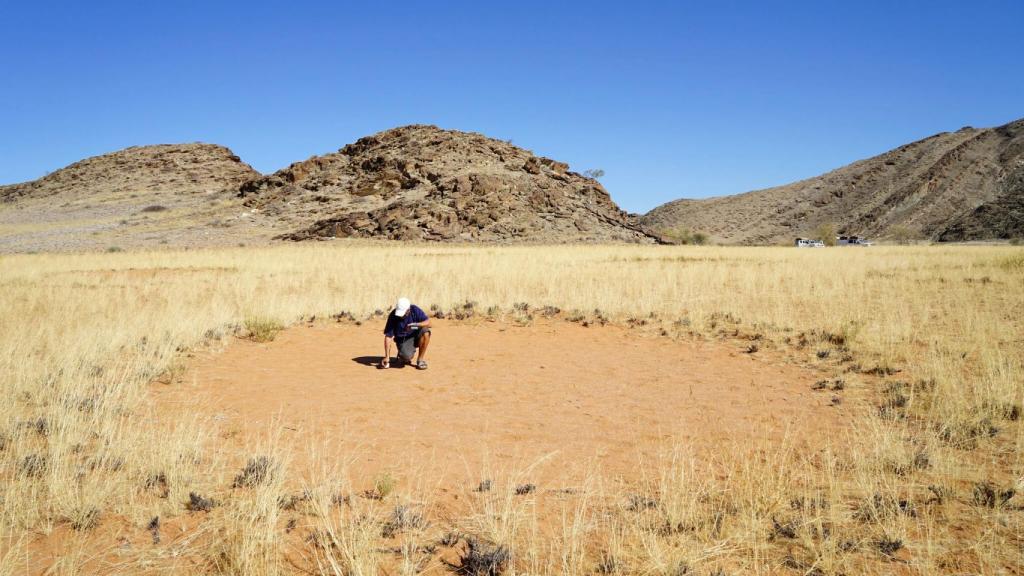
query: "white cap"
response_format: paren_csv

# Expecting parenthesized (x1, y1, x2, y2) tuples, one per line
(394, 297, 411, 316)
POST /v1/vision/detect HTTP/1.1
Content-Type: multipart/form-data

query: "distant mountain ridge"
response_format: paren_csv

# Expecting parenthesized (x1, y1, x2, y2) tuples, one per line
(0, 127, 656, 251)
(2, 119, 1021, 253)
(641, 117, 1024, 244)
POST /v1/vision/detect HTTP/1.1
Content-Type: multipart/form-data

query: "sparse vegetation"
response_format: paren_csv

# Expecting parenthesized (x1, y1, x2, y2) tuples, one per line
(659, 226, 709, 245)
(244, 316, 284, 342)
(0, 243, 1021, 573)
(364, 471, 396, 500)
(813, 222, 837, 246)
(889, 224, 922, 245)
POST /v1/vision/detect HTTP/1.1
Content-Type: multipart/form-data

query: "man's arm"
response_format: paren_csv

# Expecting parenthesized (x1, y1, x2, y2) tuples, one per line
(409, 317, 431, 330)
(408, 307, 431, 330)
(381, 336, 394, 368)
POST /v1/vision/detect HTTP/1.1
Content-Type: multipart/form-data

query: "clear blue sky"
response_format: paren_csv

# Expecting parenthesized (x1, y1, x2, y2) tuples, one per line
(1, 1, 1022, 212)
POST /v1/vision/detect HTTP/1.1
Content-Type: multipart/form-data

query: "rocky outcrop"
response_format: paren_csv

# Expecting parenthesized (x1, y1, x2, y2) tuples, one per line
(237, 125, 656, 243)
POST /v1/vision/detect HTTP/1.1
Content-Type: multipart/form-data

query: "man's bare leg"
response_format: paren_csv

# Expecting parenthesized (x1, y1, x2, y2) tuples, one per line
(415, 331, 431, 363)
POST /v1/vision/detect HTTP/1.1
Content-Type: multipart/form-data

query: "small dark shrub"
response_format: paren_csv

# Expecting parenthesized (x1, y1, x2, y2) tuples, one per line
(18, 417, 49, 436)
(771, 517, 797, 539)
(145, 472, 170, 498)
(381, 504, 426, 537)
(855, 494, 916, 521)
(233, 456, 276, 488)
(912, 449, 930, 470)
(18, 454, 47, 478)
(446, 537, 510, 576)
(972, 482, 1015, 508)
(927, 484, 953, 504)
(141, 205, 168, 213)
(278, 491, 310, 510)
(626, 494, 657, 511)
(187, 492, 216, 512)
(938, 417, 999, 448)
(514, 483, 536, 495)
(790, 494, 829, 511)
(875, 535, 903, 557)
(148, 516, 161, 544)
(538, 305, 561, 317)
(475, 479, 492, 492)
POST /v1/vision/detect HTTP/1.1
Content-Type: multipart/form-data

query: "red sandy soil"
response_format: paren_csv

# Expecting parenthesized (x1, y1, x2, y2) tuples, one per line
(20, 320, 851, 574)
(156, 319, 847, 490)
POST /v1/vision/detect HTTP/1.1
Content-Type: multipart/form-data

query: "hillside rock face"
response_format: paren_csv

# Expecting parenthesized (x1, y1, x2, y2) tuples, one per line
(0, 144, 267, 253)
(642, 118, 1024, 244)
(0, 143, 259, 203)
(237, 125, 656, 243)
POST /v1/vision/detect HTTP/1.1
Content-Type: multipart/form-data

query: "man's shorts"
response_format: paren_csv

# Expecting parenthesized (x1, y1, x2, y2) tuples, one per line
(396, 328, 430, 361)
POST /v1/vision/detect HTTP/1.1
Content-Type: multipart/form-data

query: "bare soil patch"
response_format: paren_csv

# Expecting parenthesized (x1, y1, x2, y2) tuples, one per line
(155, 320, 847, 491)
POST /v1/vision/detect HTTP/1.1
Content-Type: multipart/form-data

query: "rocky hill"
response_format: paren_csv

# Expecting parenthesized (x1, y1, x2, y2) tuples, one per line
(642, 117, 1024, 244)
(0, 144, 268, 252)
(236, 125, 656, 243)
(0, 143, 258, 204)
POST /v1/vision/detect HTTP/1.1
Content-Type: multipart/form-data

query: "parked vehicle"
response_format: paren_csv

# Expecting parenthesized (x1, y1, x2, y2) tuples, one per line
(795, 237, 825, 247)
(836, 235, 872, 246)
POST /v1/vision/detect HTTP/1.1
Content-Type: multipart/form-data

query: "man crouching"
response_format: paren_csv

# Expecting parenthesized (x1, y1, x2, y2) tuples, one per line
(380, 297, 431, 370)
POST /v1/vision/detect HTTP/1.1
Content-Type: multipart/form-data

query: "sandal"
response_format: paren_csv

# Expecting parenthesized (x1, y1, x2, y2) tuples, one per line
(416, 360, 428, 370)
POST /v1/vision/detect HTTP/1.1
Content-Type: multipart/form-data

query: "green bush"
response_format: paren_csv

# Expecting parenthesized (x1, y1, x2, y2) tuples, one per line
(660, 226, 709, 245)
(889, 225, 921, 245)
(813, 223, 837, 246)
(244, 317, 284, 342)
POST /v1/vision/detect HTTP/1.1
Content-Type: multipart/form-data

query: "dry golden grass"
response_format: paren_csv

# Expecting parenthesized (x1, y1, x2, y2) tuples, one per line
(0, 242, 1021, 574)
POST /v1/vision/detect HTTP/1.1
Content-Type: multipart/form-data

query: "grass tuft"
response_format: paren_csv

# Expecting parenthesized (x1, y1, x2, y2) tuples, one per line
(244, 317, 284, 342)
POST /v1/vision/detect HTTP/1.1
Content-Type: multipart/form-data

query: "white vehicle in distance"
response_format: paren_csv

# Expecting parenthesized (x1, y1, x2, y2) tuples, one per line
(795, 237, 826, 247)
(836, 235, 873, 246)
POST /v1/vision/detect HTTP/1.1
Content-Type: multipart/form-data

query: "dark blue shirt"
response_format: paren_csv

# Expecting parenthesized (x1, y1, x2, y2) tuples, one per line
(383, 304, 428, 338)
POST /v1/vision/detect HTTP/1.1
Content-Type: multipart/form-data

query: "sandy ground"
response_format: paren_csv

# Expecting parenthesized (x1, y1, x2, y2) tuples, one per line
(20, 321, 849, 574)
(156, 319, 846, 492)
